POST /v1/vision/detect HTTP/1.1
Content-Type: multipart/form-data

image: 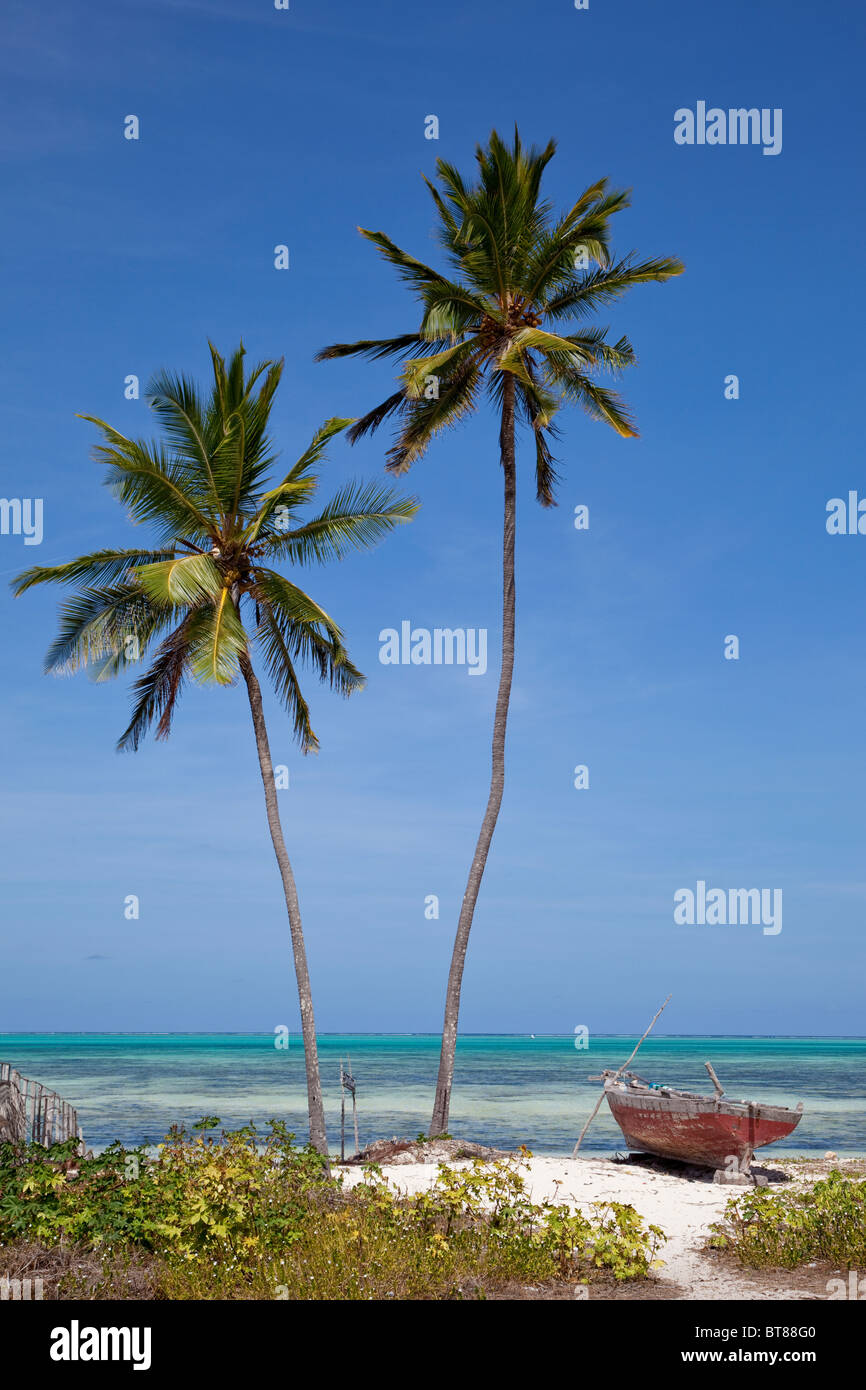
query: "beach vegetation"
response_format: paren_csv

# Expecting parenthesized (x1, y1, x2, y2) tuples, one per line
(709, 1171, 866, 1268)
(0, 1122, 665, 1299)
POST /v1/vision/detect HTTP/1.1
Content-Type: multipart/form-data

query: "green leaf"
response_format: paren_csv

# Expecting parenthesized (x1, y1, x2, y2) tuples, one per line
(11, 548, 176, 597)
(188, 590, 247, 685)
(262, 481, 418, 566)
(243, 417, 354, 544)
(135, 552, 222, 608)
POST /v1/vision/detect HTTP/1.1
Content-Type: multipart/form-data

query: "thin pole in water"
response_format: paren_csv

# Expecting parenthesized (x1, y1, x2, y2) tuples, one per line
(349, 1053, 359, 1156)
(571, 995, 672, 1158)
(339, 1058, 346, 1163)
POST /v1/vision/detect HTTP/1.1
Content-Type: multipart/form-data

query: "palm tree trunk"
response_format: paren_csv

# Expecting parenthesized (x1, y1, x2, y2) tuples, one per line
(430, 372, 517, 1136)
(240, 650, 329, 1158)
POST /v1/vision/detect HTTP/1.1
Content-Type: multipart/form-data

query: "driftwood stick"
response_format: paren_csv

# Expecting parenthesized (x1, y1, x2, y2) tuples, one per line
(571, 995, 672, 1158)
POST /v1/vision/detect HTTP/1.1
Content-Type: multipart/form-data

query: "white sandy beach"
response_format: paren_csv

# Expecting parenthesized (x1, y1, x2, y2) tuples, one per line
(339, 1155, 832, 1300)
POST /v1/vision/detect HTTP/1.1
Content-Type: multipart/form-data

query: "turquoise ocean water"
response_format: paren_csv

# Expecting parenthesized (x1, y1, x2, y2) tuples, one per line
(1, 1034, 863, 1155)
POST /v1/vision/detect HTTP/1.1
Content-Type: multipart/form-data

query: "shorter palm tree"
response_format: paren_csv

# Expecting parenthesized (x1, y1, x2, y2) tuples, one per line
(12, 342, 418, 1155)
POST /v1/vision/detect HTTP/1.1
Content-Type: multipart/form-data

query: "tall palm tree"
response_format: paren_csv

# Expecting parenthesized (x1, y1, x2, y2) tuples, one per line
(12, 342, 417, 1156)
(317, 129, 683, 1136)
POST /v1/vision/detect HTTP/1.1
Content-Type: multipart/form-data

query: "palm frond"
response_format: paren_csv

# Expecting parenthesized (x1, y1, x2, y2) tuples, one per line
(242, 417, 353, 545)
(385, 346, 483, 474)
(257, 596, 364, 703)
(542, 256, 685, 321)
(509, 325, 603, 365)
(11, 548, 175, 597)
(522, 211, 618, 302)
(314, 334, 430, 364)
(253, 609, 319, 753)
(253, 570, 366, 749)
(253, 567, 344, 639)
(421, 171, 461, 253)
(402, 342, 474, 398)
(517, 361, 562, 506)
(562, 331, 636, 374)
(43, 583, 168, 675)
(134, 552, 223, 608)
(261, 481, 418, 566)
(346, 389, 408, 445)
(79, 416, 215, 543)
(187, 588, 247, 685)
(145, 368, 223, 514)
(417, 281, 490, 340)
(117, 611, 207, 751)
(545, 362, 639, 437)
(208, 350, 284, 518)
(358, 228, 448, 291)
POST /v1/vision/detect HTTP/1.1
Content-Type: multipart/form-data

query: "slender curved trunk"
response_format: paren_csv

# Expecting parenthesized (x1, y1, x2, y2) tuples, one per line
(430, 372, 517, 1136)
(240, 651, 329, 1157)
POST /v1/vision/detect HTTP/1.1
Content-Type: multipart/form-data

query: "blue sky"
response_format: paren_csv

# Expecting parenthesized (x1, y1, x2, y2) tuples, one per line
(1, 0, 864, 1035)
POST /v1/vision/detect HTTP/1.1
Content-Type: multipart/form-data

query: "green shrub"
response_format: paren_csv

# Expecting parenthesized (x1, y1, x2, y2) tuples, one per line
(0, 1124, 665, 1299)
(0, 1120, 329, 1258)
(709, 1171, 866, 1269)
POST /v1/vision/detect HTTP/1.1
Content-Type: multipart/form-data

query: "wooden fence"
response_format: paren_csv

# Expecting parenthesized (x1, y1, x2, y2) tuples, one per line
(0, 1061, 84, 1150)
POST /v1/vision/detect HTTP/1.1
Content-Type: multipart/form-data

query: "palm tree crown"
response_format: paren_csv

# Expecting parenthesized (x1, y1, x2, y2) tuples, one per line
(13, 343, 418, 747)
(317, 127, 684, 499)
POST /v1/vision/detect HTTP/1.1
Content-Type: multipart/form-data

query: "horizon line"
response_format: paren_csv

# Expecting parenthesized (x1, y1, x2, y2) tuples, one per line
(2, 1031, 865, 1041)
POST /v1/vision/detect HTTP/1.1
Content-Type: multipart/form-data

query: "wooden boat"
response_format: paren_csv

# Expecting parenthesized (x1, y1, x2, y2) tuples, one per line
(597, 1063, 804, 1173)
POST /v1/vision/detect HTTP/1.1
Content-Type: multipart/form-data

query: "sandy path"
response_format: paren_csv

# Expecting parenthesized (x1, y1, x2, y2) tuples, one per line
(338, 1155, 813, 1299)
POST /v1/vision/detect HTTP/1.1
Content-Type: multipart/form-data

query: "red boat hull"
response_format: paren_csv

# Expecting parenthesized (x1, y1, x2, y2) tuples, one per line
(606, 1084, 802, 1171)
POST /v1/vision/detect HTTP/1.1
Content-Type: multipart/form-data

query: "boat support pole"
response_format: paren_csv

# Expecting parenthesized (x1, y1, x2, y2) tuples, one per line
(571, 995, 672, 1158)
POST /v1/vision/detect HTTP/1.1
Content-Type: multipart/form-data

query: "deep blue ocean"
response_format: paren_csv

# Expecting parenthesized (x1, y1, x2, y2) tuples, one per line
(1, 1034, 862, 1155)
